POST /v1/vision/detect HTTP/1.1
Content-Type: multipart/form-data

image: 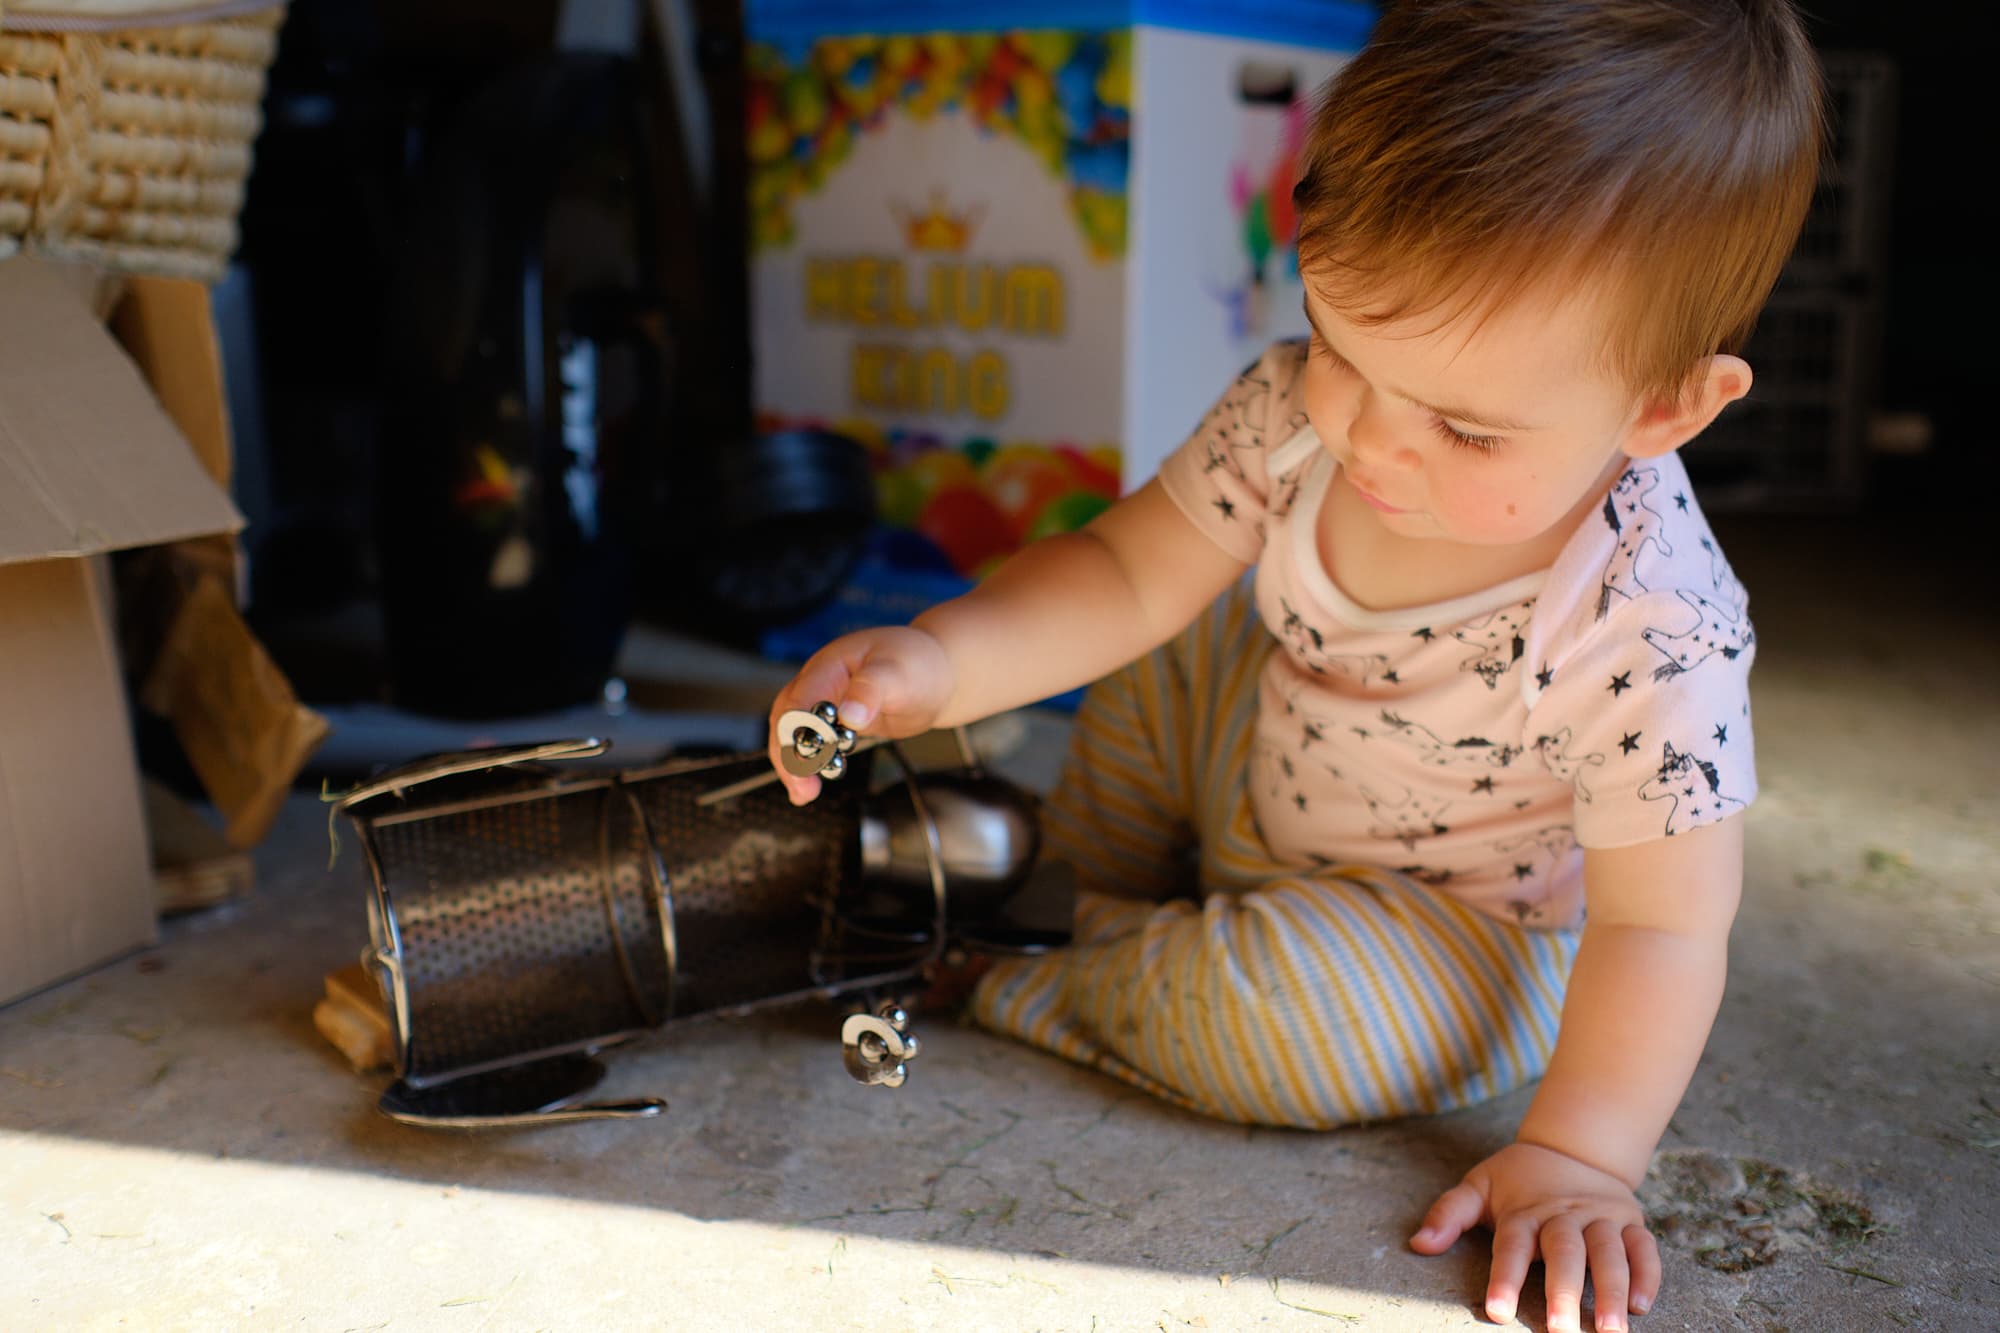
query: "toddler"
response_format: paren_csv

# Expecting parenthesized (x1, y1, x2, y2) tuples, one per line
(770, 3, 1824, 1329)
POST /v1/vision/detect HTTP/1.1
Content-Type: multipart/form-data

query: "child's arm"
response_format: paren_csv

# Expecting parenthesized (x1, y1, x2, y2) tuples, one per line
(1411, 815, 1745, 1333)
(768, 479, 1248, 802)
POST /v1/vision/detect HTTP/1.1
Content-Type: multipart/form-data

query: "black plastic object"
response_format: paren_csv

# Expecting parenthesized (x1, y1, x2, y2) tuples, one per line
(685, 426, 876, 631)
(377, 54, 667, 717)
(378, 1054, 666, 1128)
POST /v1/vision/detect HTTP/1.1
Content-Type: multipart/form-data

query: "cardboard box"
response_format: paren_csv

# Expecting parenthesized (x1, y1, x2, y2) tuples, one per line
(0, 256, 244, 1005)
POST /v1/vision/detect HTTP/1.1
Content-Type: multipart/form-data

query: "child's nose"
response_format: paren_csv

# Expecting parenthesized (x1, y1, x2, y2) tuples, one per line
(1347, 402, 1420, 471)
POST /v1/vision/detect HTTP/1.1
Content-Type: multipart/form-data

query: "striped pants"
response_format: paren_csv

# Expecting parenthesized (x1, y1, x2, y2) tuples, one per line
(969, 583, 1579, 1129)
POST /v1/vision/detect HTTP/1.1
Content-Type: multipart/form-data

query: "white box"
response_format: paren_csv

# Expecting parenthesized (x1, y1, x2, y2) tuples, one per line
(747, 1, 1372, 587)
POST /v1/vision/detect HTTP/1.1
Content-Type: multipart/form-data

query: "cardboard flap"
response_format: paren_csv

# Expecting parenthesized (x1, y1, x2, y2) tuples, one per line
(111, 275, 234, 488)
(0, 257, 243, 568)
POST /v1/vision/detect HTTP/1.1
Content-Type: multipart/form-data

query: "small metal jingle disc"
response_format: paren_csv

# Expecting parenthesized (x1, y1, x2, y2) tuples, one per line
(778, 701, 857, 779)
(842, 1003, 920, 1088)
(378, 1054, 666, 1129)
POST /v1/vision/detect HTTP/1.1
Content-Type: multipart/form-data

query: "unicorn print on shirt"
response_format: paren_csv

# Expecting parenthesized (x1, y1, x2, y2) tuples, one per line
(1277, 597, 1393, 684)
(1452, 601, 1534, 688)
(1534, 728, 1607, 803)
(1643, 587, 1754, 682)
(1638, 741, 1745, 835)
(1377, 710, 1523, 769)
(1356, 779, 1454, 851)
(1597, 466, 1674, 619)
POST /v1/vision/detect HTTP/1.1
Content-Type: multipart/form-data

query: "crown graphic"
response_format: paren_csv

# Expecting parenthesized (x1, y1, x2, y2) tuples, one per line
(892, 190, 984, 252)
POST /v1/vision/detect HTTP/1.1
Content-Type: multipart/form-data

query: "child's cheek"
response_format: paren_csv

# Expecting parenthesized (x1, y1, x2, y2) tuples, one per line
(1433, 466, 1545, 544)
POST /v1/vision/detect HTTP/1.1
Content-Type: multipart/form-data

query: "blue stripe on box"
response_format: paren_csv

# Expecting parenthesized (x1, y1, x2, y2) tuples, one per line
(746, 0, 1375, 52)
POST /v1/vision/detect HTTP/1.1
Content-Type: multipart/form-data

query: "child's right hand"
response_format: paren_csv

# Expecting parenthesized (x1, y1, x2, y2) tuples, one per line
(767, 626, 956, 804)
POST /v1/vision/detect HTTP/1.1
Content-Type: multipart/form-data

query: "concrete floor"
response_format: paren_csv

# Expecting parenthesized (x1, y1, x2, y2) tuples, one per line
(2, 517, 1995, 1332)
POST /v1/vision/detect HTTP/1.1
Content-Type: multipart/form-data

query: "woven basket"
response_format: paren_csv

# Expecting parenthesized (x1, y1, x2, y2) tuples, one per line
(0, 0, 284, 281)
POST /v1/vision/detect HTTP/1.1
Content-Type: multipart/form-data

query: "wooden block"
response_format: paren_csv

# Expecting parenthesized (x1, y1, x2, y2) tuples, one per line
(139, 576, 331, 849)
(313, 961, 395, 1073)
(144, 778, 255, 914)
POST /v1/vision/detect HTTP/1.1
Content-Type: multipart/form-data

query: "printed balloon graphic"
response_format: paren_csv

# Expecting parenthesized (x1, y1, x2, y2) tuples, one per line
(1025, 489, 1112, 544)
(1055, 443, 1121, 498)
(980, 449, 1074, 539)
(917, 484, 1016, 576)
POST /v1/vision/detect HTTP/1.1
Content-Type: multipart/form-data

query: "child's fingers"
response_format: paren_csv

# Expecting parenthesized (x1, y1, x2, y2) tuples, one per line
(1409, 1181, 1484, 1253)
(1583, 1218, 1632, 1332)
(837, 656, 916, 734)
(1623, 1224, 1660, 1316)
(1484, 1214, 1538, 1324)
(1538, 1216, 1589, 1332)
(784, 652, 860, 721)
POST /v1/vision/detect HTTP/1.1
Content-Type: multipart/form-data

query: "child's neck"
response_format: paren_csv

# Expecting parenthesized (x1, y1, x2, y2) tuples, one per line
(1319, 456, 1628, 613)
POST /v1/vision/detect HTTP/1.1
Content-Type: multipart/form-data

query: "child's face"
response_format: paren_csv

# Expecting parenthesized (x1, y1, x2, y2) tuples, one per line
(1299, 281, 1653, 548)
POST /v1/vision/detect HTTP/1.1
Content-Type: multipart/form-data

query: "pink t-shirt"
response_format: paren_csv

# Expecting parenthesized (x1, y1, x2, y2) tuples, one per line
(1158, 340, 1757, 929)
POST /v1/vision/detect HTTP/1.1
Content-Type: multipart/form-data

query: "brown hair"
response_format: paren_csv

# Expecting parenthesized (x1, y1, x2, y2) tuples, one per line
(1292, 0, 1826, 407)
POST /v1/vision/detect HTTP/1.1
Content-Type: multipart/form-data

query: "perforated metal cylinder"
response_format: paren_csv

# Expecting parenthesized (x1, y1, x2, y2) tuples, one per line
(350, 743, 908, 1087)
(626, 752, 868, 1017)
(362, 778, 665, 1084)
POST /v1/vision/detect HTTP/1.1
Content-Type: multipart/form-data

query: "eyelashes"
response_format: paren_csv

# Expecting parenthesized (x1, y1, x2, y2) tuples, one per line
(1311, 335, 1506, 456)
(1430, 417, 1502, 454)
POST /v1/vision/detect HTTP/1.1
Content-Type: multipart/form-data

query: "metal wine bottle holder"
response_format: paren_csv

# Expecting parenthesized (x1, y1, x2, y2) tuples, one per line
(336, 706, 1060, 1128)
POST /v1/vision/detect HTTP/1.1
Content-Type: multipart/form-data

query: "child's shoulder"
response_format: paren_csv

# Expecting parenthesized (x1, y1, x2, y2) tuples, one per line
(1528, 455, 1752, 673)
(1238, 337, 1310, 394)
(1209, 338, 1311, 414)
(1182, 338, 1316, 472)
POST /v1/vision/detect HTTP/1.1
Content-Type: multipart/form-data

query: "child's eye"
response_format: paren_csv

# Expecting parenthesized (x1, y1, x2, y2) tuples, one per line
(1430, 417, 1502, 454)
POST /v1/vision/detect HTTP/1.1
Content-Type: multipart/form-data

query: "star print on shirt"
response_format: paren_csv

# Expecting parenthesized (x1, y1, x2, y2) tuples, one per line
(1472, 776, 1496, 794)
(1619, 731, 1643, 755)
(1608, 671, 1633, 697)
(1513, 863, 1535, 880)
(1535, 664, 1554, 688)
(1294, 792, 1308, 812)
(1713, 724, 1729, 744)
(1413, 627, 1435, 641)
(1213, 496, 1237, 521)
(1675, 492, 1689, 511)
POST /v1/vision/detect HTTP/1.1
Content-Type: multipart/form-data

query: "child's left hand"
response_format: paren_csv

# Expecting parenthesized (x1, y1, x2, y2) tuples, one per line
(1409, 1141, 1661, 1332)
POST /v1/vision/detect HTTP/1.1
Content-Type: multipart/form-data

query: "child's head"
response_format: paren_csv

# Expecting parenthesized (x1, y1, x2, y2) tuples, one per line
(1288, 0, 1824, 547)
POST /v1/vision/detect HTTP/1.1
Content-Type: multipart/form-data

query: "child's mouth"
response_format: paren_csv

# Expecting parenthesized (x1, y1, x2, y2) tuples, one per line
(1348, 474, 1409, 514)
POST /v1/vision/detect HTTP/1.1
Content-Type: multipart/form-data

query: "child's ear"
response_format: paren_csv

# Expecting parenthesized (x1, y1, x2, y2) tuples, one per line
(1623, 355, 1753, 459)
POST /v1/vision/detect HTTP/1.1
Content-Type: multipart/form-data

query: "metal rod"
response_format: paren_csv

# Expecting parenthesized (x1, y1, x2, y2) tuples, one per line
(366, 775, 618, 827)
(694, 736, 885, 807)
